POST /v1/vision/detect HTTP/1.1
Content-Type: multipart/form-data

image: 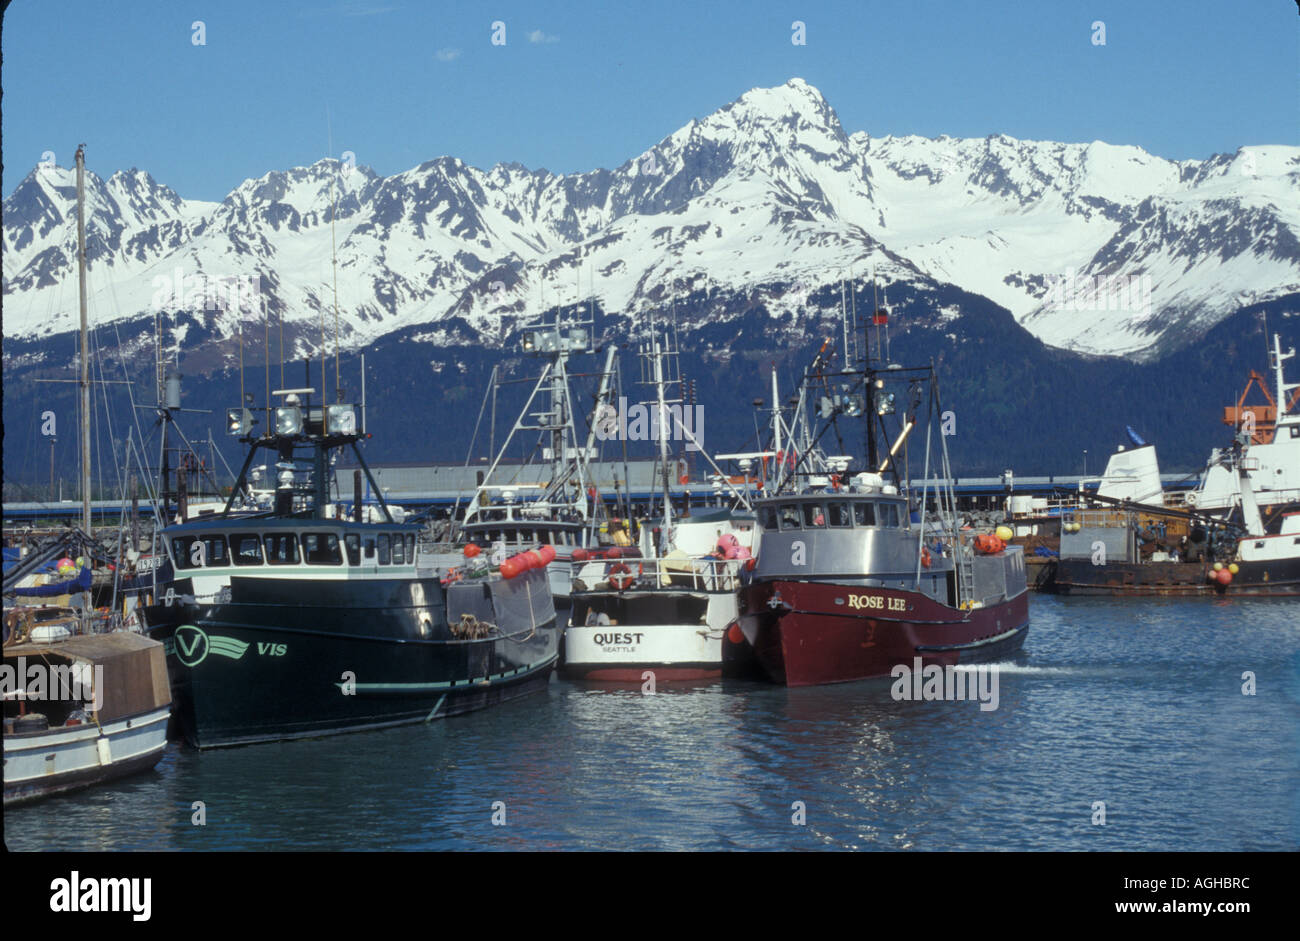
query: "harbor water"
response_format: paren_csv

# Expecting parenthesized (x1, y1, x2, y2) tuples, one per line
(6, 596, 1297, 851)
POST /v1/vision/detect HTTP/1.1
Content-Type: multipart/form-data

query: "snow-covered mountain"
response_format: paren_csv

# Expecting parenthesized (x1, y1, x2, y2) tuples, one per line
(4, 78, 1297, 361)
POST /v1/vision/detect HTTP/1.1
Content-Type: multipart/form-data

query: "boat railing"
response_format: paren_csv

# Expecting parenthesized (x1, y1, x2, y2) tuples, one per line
(574, 556, 747, 593)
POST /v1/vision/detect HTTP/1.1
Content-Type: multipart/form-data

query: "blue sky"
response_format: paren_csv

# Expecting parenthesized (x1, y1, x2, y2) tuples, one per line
(2, 0, 1296, 201)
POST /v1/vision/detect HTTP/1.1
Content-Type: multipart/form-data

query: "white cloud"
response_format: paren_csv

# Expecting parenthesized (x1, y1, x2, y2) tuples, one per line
(435, 48, 461, 62)
(527, 30, 559, 44)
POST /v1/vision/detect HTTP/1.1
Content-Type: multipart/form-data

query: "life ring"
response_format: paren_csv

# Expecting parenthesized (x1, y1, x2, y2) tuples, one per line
(607, 561, 636, 590)
(921, 546, 932, 569)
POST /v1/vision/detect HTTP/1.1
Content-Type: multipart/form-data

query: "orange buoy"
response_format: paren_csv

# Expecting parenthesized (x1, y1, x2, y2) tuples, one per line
(463, 543, 481, 558)
(572, 547, 589, 562)
(727, 623, 745, 645)
(607, 562, 634, 590)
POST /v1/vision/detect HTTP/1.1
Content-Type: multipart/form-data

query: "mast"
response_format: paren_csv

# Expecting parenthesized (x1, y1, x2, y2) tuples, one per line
(75, 144, 92, 535)
(654, 336, 673, 537)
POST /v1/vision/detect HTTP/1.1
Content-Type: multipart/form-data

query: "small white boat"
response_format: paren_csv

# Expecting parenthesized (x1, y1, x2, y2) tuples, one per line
(4, 618, 171, 806)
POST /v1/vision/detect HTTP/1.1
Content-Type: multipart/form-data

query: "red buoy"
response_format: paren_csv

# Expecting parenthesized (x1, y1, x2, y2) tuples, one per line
(727, 623, 745, 645)
(463, 543, 481, 558)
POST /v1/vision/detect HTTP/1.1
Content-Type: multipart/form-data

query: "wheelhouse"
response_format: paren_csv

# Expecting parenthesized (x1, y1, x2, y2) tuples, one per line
(756, 495, 911, 533)
(164, 518, 427, 577)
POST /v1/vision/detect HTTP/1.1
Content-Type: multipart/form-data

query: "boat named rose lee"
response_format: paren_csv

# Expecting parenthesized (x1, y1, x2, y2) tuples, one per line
(141, 382, 560, 748)
(725, 298, 1029, 686)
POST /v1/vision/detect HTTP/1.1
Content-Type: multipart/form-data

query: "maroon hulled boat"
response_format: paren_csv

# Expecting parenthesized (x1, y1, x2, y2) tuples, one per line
(728, 485, 1029, 686)
(723, 315, 1029, 686)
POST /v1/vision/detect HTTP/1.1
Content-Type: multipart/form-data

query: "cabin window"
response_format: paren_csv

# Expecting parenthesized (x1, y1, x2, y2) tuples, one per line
(827, 502, 852, 527)
(802, 503, 826, 528)
(779, 504, 801, 530)
(392, 533, 406, 565)
(853, 502, 876, 527)
(363, 536, 376, 561)
(263, 533, 299, 565)
(759, 506, 778, 530)
(231, 533, 263, 566)
(303, 532, 343, 565)
(407, 534, 416, 562)
(174, 534, 228, 569)
(878, 503, 900, 528)
(378, 533, 391, 565)
(344, 534, 361, 566)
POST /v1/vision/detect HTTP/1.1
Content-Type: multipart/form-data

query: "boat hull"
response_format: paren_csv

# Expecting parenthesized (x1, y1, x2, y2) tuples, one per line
(731, 579, 1030, 687)
(143, 572, 559, 748)
(560, 586, 738, 682)
(1048, 558, 1300, 596)
(4, 707, 170, 806)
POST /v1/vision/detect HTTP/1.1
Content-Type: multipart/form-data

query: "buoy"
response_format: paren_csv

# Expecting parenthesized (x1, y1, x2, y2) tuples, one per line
(679, 474, 690, 485)
(727, 623, 745, 645)
(608, 562, 634, 590)
(571, 547, 588, 562)
(500, 557, 521, 579)
(1216, 569, 1232, 586)
(1213, 562, 1223, 571)
(463, 544, 481, 558)
(995, 525, 1014, 542)
(1228, 563, 1239, 575)
(539, 545, 556, 564)
(921, 546, 932, 568)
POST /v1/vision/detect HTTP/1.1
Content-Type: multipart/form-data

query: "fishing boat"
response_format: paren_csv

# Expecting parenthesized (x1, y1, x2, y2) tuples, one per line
(3, 146, 171, 804)
(561, 320, 756, 680)
(1045, 335, 1300, 596)
(725, 292, 1030, 686)
(4, 618, 171, 806)
(1187, 334, 1300, 523)
(427, 313, 620, 611)
(140, 378, 561, 748)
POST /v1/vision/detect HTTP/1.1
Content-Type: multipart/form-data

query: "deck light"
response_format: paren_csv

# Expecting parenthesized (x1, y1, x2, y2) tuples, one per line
(226, 407, 254, 436)
(274, 406, 303, 436)
(326, 404, 357, 435)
